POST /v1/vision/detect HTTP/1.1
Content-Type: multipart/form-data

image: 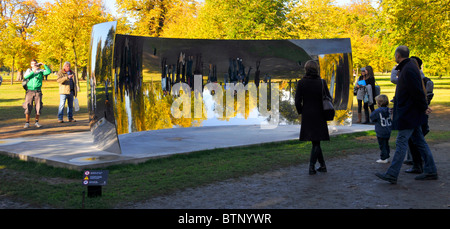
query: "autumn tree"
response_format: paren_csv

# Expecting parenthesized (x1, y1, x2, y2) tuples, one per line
(285, 0, 343, 39)
(378, 0, 450, 76)
(1, 0, 446, 77)
(340, 0, 389, 73)
(160, 0, 290, 39)
(34, 0, 113, 78)
(158, 0, 198, 38)
(0, 0, 39, 83)
(116, 0, 177, 37)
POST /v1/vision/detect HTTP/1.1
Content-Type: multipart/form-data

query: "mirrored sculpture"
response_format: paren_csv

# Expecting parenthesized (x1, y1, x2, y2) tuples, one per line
(88, 21, 354, 154)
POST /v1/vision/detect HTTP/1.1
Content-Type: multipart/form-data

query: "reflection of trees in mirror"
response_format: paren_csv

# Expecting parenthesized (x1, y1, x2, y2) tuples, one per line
(114, 35, 144, 103)
(88, 22, 118, 135)
(114, 79, 304, 134)
(113, 54, 353, 135)
(319, 53, 354, 125)
(114, 81, 207, 135)
(279, 80, 301, 125)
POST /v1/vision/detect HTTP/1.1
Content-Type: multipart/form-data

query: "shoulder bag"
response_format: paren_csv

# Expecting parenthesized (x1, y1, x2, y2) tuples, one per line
(321, 79, 335, 121)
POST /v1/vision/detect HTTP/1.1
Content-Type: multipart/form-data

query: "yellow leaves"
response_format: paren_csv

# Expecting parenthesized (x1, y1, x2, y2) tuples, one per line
(0, 0, 40, 71)
(0, 0, 113, 72)
(34, 0, 112, 69)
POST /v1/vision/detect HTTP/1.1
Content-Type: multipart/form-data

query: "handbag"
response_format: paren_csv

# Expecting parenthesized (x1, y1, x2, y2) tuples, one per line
(363, 88, 369, 103)
(374, 81, 380, 97)
(74, 97, 80, 112)
(321, 79, 335, 121)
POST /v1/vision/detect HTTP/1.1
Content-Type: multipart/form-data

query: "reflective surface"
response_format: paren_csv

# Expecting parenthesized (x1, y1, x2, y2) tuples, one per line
(112, 36, 314, 135)
(88, 21, 354, 154)
(87, 21, 121, 154)
(319, 53, 353, 125)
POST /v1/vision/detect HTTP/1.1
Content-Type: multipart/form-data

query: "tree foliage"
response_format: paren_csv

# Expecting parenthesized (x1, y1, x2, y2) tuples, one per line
(116, 0, 178, 37)
(0, 0, 39, 83)
(34, 0, 113, 76)
(1, 0, 449, 78)
(1, 0, 114, 82)
(378, 0, 450, 76)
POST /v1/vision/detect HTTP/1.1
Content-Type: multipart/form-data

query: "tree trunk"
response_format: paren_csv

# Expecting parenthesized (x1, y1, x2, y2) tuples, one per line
(10, 56, 14, 85)
(82, 66, 87, 80)
(72, 39, 80, 92)
(16, 70, 23, 81)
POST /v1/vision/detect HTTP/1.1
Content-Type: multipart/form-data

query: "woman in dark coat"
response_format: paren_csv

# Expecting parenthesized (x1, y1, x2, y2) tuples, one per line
(295, 60, 331, 175)
(364, 66, 376, 113)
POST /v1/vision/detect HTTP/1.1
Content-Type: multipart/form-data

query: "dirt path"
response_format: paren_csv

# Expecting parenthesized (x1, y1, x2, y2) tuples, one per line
(0, 116, 89, 140)
(117, 141, 449, 209)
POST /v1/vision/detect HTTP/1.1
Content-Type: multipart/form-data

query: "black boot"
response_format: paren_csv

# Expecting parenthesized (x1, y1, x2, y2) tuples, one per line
(362, 110, 370, 124)
(405, 162, 423, 174)
(316, 146, 327, 172)
(309, 143, 319, 175)
(317, 162, 327, 172)
(309, 164, 317, 175)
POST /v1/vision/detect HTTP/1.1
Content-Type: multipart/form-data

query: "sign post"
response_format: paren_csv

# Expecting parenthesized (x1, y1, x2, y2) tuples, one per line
(82, 170, 109, 197)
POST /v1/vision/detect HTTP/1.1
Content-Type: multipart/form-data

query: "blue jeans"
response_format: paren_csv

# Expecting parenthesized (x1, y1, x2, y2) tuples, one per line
(377, 137, 390, 160)
(58, 93, 74, 121)
(386, 126, 437, 178)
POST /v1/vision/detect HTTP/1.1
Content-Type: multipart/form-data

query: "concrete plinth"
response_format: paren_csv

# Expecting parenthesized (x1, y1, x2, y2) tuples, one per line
(0, 124, 374, 170)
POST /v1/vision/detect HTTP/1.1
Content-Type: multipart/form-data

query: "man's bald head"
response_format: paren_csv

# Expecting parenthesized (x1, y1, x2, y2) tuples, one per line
(395, 46, 409, 63)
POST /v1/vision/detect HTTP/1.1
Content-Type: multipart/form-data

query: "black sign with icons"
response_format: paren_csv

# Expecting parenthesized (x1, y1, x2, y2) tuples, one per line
(82, 170, 109, 186)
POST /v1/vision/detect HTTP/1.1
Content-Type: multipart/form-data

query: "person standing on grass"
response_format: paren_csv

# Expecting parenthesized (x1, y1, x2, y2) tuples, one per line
(363, 66, 376, 123)
(295, 60, 331, 175)
(56, 61, 79, 123)
(354, 67, 366, 123)
(23, 59, 51, 128)
(375, 45, 437, 184)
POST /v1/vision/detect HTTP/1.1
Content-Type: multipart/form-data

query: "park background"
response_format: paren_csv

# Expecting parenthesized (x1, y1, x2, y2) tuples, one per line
(1, 0, 449, 131)
(1, 0, 449, 80)
(0, 0, 450, 209)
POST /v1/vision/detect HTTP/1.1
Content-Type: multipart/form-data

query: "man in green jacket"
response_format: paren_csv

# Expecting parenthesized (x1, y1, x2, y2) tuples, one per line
(23, 59, 51, 128)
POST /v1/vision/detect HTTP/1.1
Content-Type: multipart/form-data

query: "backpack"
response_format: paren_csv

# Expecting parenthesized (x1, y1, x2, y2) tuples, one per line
(423, 77, 434, 104)
(22, 78, 29, 90)
(22, 68, 32, 91)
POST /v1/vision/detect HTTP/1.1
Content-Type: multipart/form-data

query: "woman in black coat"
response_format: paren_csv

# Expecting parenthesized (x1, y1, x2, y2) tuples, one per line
(364, 65, 376, 113)
(295, 60, 331, 175)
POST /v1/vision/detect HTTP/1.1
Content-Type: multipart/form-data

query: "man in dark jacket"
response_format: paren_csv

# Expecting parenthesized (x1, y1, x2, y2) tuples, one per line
(375, 46, 437, 184)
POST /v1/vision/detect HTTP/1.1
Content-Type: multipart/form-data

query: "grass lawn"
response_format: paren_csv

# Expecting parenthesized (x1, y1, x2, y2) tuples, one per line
(0, 73, 89, 127)
(0, 73, 449, 208)
(371, 75, 450, 105)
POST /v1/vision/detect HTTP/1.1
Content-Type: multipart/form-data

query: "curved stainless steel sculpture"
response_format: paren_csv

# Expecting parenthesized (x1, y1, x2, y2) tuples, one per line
(88, 21, 354, 154)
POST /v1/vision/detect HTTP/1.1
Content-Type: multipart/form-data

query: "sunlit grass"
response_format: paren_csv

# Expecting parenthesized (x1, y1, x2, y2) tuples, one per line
(354, 75, 450, 107)
(0, 75, 88, 125)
